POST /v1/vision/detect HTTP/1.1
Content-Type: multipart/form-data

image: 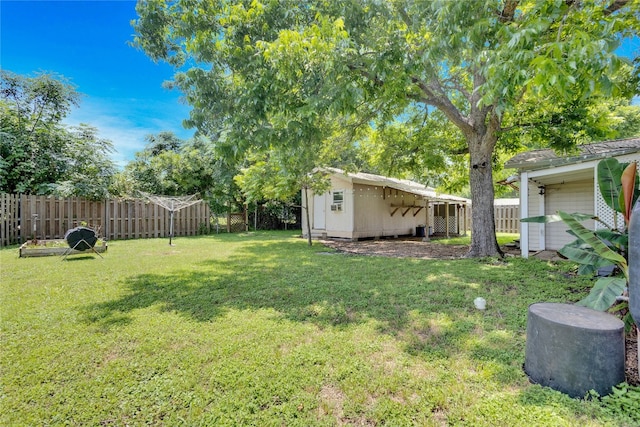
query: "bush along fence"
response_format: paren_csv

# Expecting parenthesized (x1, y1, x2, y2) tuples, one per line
(0, 194, 212, 247)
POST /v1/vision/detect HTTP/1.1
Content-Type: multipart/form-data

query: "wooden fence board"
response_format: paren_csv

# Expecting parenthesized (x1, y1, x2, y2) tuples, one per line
(494, 205, 520, 234)
(0, 194, 212, 247)
(0, 194, 19, 246)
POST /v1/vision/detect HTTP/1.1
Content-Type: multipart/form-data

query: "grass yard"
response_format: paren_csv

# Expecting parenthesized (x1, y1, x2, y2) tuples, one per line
(0, 231, 633, 426)
(432, 233, 519, 246)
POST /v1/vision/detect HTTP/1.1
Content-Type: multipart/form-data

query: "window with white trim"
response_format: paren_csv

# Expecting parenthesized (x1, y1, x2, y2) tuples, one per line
(331, 191, 344, 211)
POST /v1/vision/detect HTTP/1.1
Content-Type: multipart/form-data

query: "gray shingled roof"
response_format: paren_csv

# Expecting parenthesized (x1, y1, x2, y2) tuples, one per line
(505, 138, 640, 171)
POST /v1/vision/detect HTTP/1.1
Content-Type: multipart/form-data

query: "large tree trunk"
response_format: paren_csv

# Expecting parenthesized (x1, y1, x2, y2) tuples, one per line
(466, 130, 502, 258)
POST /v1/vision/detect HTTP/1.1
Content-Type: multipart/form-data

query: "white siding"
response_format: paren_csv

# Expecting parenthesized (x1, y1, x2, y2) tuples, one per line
(353, 185, 427, 238)
(324, 176, 354, 238)
(545, 178, 595, 250)
(353, 184, 384, 235)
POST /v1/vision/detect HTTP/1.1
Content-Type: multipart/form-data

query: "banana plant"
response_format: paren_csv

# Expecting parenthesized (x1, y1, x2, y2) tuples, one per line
(521, 159, 638, 315)
(557, 210, 627, 311)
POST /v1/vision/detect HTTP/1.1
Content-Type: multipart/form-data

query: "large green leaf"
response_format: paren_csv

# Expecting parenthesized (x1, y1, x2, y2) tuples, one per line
(577, 264, 599, 276)
(558, 242, 616, 268)
(520, 212, 594, 223)
(557, 210, 627, 275)
(576, 276, 627, 311)
(593, 228, 628, 249)
(519, 214, 561, 223)
(565, 228, 629, 255)
(597, 158, 623, 212)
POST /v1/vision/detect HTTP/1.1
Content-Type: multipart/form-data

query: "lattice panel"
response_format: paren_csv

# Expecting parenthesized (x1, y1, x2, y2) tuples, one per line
(228, 212, 247, 232)
(595, 155, 640, 231)
(433, 216, 459, 234)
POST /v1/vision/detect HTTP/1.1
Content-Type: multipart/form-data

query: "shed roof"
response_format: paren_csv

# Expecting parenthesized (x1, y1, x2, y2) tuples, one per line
(505, 138, 640, 171)
(323, 168, 470, 204)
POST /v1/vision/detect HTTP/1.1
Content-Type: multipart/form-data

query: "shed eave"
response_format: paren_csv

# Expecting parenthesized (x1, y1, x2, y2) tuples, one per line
(324, 167, 470, 204)
(505, 147, 640, 171)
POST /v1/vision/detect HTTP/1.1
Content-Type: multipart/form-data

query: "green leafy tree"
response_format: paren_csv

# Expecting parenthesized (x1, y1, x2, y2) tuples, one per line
(48, 124, 115, 199)
(133, 0, 639, 256)
(109, 170, 137, 198)
(606, 100, 640, 139)
(121, 132, 242, 212)
(356, 108, 467, 191)
(1, 70, 79, 193)
(0, 70, 116, 199)
(123, 132, 183, 195)
(235, 144, 331, 245)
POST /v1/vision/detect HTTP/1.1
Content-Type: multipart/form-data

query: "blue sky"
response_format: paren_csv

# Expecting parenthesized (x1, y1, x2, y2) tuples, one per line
(1, 0, 194, 168)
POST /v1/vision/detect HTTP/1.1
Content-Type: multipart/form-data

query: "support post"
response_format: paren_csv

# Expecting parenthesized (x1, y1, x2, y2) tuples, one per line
(169, 210, 174, 245)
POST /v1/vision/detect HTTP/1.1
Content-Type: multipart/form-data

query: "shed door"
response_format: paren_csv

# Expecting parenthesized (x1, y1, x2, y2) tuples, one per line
(313, 194, 326, 229)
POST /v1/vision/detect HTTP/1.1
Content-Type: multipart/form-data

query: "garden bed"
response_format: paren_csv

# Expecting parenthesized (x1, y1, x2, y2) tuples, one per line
(19, 240, 107, 258)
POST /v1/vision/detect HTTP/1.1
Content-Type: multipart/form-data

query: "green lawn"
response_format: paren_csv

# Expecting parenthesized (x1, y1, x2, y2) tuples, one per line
(0, 231, 631, 426)
(432, 233, 519, 246)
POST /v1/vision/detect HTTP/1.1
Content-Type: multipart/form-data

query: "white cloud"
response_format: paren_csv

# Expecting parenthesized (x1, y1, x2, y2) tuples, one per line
(64, 96, 195, 169)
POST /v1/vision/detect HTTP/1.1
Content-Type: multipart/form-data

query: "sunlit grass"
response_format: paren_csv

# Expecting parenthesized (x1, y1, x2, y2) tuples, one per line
(0, 231, 627, 426)
(434, 232, 519, 246)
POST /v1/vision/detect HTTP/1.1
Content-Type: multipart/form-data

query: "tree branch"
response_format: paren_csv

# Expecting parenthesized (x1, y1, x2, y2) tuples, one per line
(395, 4, 412, 28)
(498, 0, 520, 23)
(448, 146, 470, 155)
(604, 0, 629, 15)
(500, 112, 570, 133)
(410, 76, 474, 135)
(442, 77, 472, 100)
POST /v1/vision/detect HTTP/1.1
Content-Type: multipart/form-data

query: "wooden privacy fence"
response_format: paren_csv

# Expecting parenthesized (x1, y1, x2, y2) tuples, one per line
(494, 203, 520, 234)
(466, 202, 520, 235)
(1, 194, 19, 247)
(0, 194, 211, 247)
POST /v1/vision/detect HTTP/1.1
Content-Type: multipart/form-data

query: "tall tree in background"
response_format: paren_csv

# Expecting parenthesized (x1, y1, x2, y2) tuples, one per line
(133, 0, 639, 256)
(0, 70, 116, 199)
(119, 132, 243, 212)
(48, 124, 115, 199)
(124, 131, 184, 195)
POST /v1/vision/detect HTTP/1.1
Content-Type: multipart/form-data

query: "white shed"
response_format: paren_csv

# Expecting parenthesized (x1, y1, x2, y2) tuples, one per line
(505, 138, 640, 256)
(302, 168, 470, 240)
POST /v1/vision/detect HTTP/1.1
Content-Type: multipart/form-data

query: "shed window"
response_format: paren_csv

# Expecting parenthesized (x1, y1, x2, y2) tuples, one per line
(331, 191, 344, 211)
(333, 191, 344, 205)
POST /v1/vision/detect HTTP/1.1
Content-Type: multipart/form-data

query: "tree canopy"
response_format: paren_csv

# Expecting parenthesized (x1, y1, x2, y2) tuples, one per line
(133, 0, 640, 256)
(114, 131, 244, 212)
(0, 70, 116, 199)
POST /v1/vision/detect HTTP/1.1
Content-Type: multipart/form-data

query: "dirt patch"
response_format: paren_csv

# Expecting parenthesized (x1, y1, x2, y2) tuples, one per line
(319, 237, 639, 387)
(320, 237, 472, 259)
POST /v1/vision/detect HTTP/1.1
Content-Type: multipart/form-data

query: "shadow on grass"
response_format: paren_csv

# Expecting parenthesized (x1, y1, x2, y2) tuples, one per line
(81, 238, 589, 381)
(62, 255, 102, 262)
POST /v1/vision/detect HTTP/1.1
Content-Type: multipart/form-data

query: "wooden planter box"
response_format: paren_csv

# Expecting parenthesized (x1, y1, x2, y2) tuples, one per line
(19, 240, 108, 258)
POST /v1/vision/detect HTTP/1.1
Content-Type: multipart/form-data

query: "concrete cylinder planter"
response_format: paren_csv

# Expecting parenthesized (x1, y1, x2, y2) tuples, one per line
(524, 302, 625, 398)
